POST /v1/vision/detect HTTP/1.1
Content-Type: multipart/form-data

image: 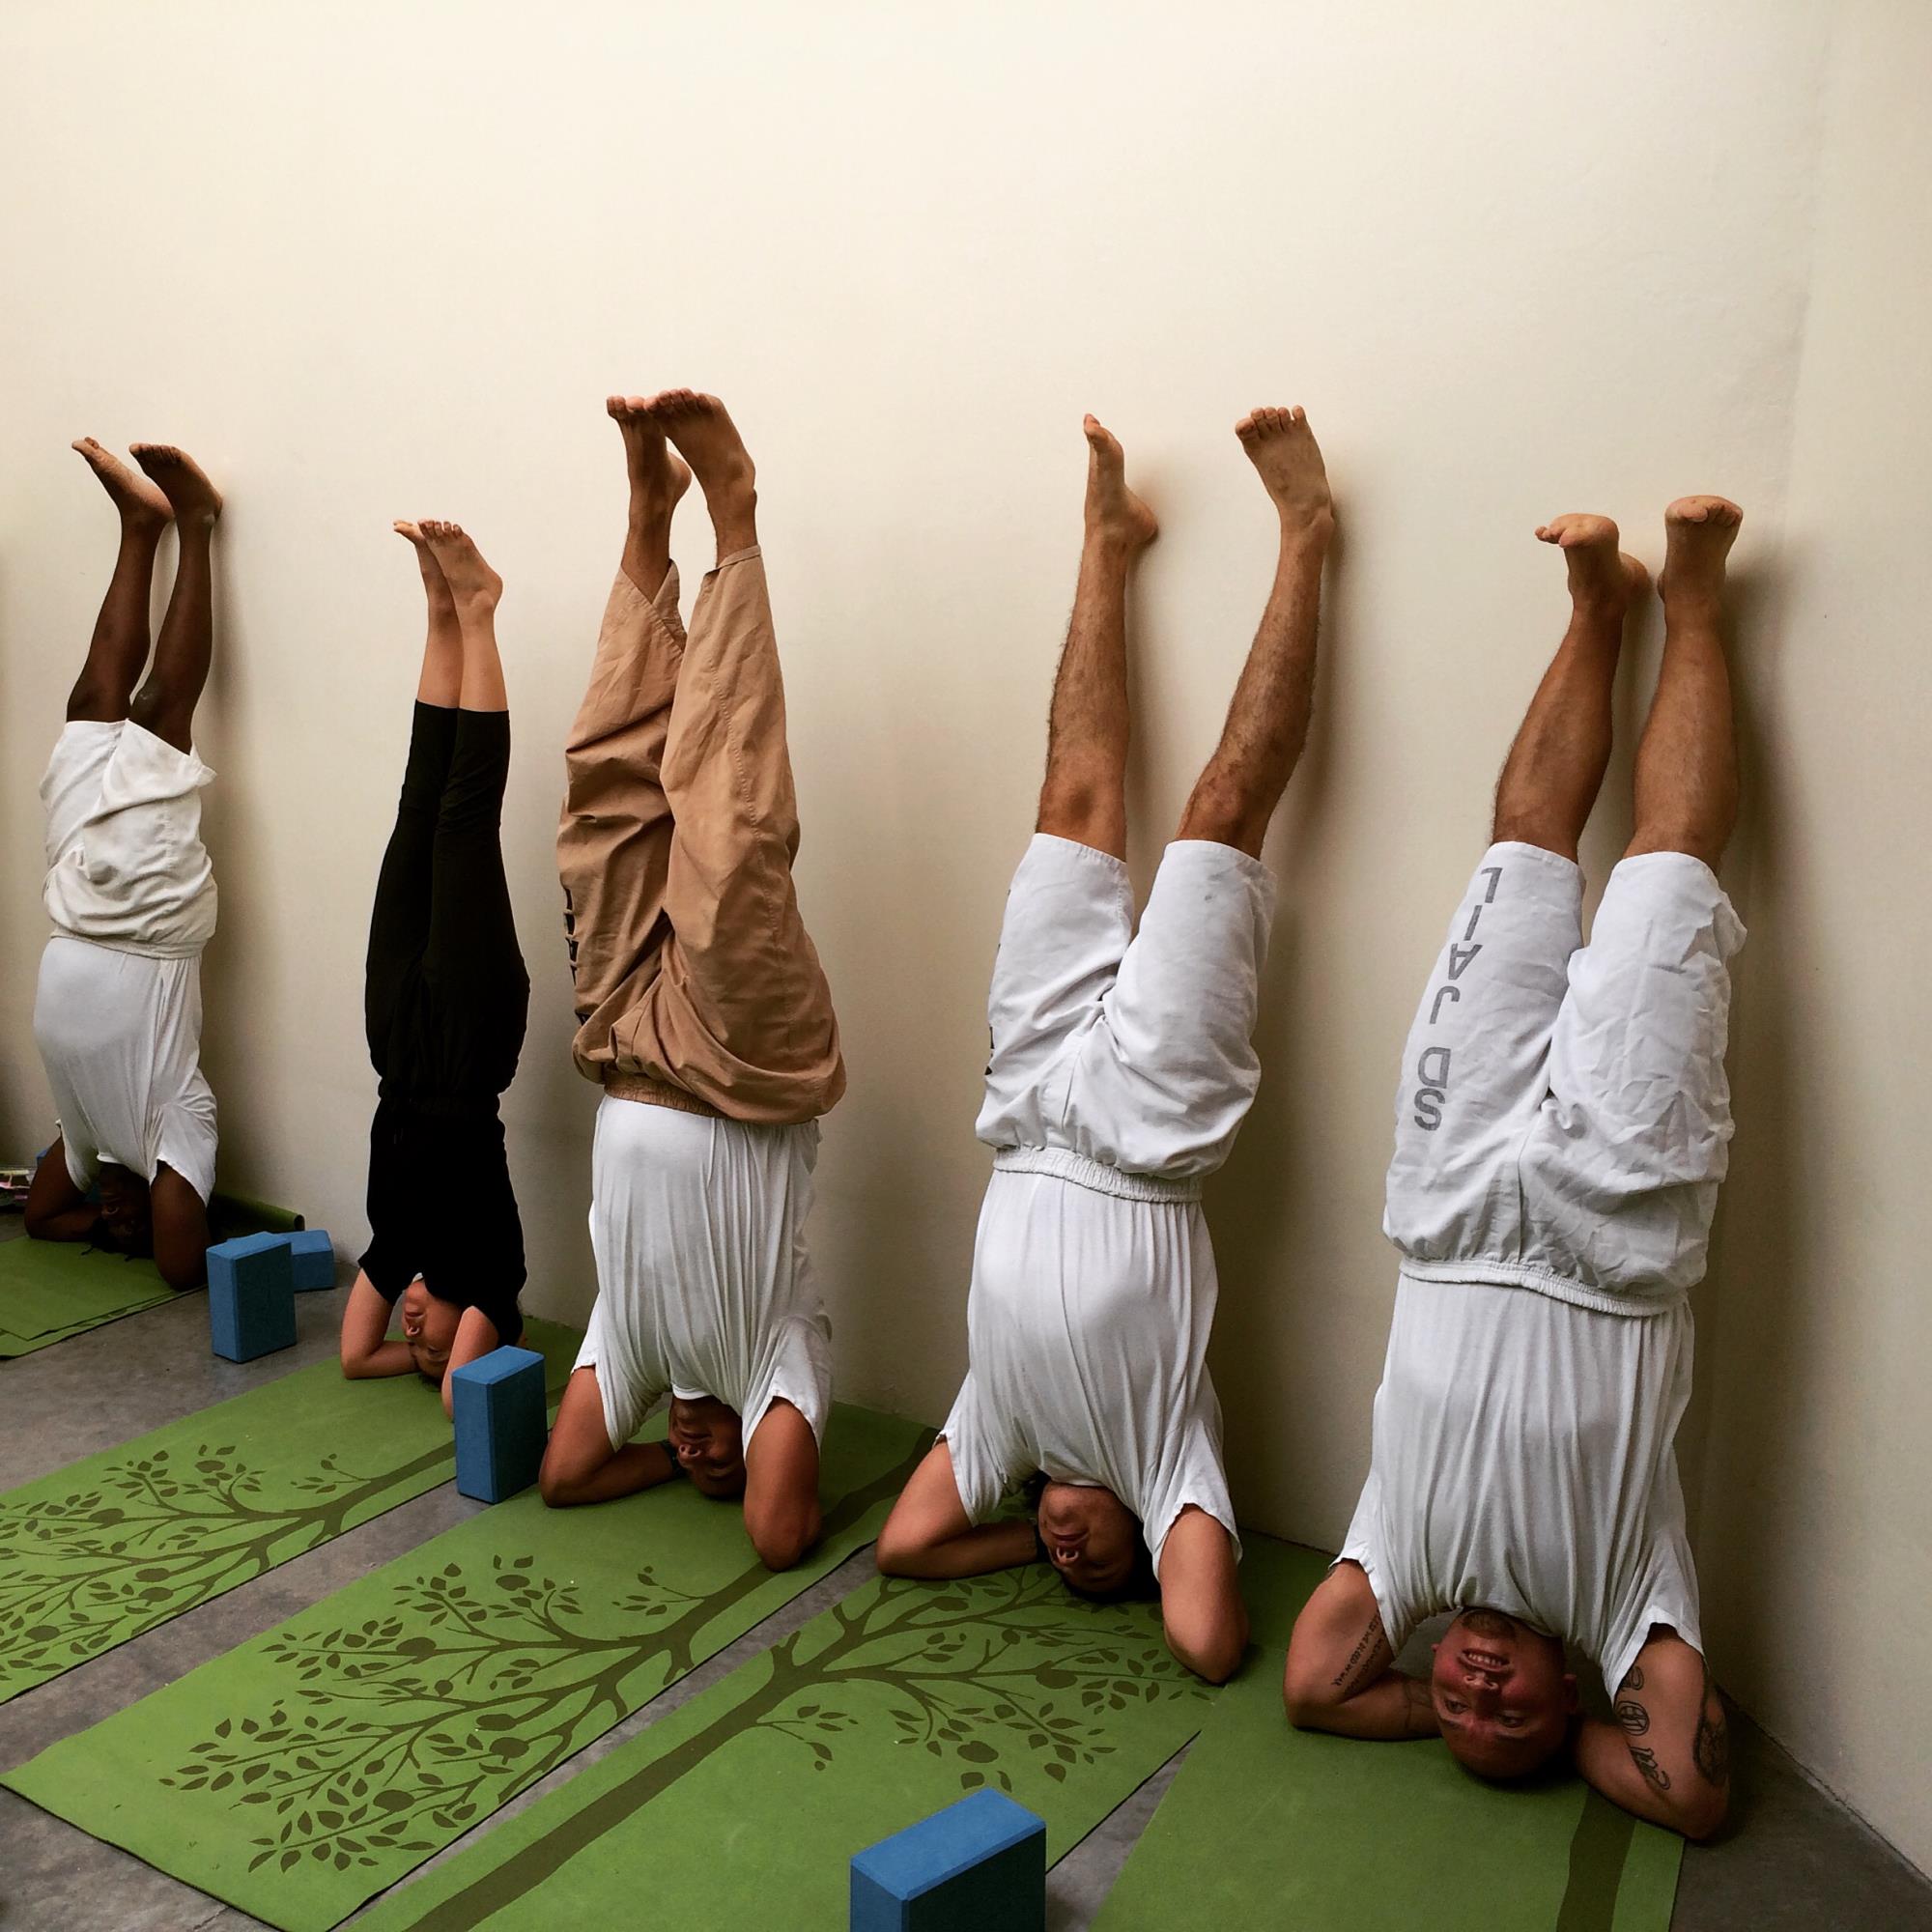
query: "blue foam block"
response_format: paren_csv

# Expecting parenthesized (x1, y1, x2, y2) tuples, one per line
(287, 1227, 335, 1291)
(450, 1346, 548, 1503)
(850, 1790, 1046, 1932)
(207, 1233, 297, 1362)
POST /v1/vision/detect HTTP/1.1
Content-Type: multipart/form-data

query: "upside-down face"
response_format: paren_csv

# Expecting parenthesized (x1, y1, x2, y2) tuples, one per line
(667, 1395, 748, 1498)
(1035, 1481, 1140, 1597)
(1431, 1607, 1577, 1780)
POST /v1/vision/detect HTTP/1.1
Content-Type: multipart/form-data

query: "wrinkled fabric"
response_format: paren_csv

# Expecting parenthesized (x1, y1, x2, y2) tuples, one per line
(574, 1094, 831, 1451)
(1340, 1270, 1701, 1701)
(42, 719, 215, 957)
(943, 835, 1272, 1568)
(555, 552, 843, 1125)
(1384, 841, 1745, 1313)
(34, 933, 216, 1203)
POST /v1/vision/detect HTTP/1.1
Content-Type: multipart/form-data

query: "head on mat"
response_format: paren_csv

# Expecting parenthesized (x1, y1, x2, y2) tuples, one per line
(397, 1277, 465, 1385)
(1029, 1476, 1159, 1602)
(667, 1395, 749, 1499)
(92, 1163, 155, 1257)
(1429, 1612, 1579, 1781)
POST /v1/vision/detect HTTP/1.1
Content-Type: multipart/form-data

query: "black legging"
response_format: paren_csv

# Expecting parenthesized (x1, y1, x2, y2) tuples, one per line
(359, 703, 529, 1322)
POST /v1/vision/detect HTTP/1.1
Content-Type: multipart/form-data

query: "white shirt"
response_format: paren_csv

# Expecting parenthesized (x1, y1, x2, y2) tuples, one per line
(1340, 1269, 1702, 1699)
(33, 934, 218, 1203)
(576, 1094, 831, 1451)
(941, 1163, 1239, 1570)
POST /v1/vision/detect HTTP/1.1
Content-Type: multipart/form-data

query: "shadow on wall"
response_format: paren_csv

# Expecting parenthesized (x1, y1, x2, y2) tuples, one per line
(1675, 549, 1812, 1711)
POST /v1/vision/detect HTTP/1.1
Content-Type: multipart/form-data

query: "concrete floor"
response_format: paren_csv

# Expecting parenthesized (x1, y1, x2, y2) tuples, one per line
(1, 1212, 1928, 1931)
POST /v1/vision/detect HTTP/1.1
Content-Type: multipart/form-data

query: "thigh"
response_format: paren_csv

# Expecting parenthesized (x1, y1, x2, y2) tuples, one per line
(976, 834, 1134, 1149)
(1385, 841, 1584, 1265)
(40, 722, 119, 869)
(1526, 851, 1745, 1293)
(1069, 838, 1274, 1178)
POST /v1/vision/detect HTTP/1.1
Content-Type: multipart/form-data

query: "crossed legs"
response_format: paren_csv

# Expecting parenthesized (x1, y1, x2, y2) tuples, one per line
(68, 438, 223, 753)
(1037, 408, 1335, 861)
(1494, 499, 1742, 867)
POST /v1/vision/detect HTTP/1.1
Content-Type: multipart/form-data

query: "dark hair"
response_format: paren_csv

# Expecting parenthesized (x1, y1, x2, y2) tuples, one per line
(1022, 1473, 1159, 1605)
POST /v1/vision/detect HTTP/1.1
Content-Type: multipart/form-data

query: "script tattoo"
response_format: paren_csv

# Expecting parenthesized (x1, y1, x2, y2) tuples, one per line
(1331, 1610, 1390, 1698)
(1631, 1745, 1672, 1794)
(1694, 1659, 1730, 1789)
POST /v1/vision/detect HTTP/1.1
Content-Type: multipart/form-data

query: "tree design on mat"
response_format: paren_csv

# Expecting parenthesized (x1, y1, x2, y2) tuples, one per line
(162, 1551, 731, 1876)
(399, 1568, 1213, 1932)
(0, 1439, 449, 1694)
(758, 1565, 1205, 1798)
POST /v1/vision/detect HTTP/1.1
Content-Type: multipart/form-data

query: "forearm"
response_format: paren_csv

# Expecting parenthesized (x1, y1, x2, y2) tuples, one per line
(1293, 1670, 1439, 1741)
(341, 1340, 418, 1379)
(879, 1519, 1038, 1579)
(25, 1204, 99, 1242)
(1576, 1718, 1724, 1839)
(546, 1440, 679, 1507)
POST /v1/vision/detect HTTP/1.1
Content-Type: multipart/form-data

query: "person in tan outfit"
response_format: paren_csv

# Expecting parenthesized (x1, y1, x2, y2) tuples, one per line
(539, 390, 844, 1574)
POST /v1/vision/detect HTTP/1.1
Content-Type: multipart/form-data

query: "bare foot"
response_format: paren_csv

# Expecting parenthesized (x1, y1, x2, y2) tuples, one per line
(129, 444, 222, 527)
(607, 396, 693, 523)
(416, 521, 502, 613)
(1236, 407, 1334, 542)
(72, 438, 172, 528)
(1535, 513, 1649, 611)
(1662, 497, 1743, 609)
(1082, 415, 1158, 551)
(394, 520, 458, 612)
(642, 390, 756, 551)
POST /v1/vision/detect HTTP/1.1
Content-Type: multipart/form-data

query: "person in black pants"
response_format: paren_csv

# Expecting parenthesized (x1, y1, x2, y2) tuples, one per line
(340, 519, 529, 1414)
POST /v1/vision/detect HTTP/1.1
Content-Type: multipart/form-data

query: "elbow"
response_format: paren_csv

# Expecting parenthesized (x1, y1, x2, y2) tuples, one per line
(536, 1460, 577, 1510)
(1189, 1637, 1246, 1688)
(1674, 1789, 1729, 1843)
(1281, 1662, 1334, 1732)
(873, 1515, 920, 1577)
(749, 1505, 821, 1575)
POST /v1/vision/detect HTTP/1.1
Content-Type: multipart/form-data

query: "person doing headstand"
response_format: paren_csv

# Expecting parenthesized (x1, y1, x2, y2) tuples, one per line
(1283, 497, 1746, 1839)
(25, 439, 225, 1289)
(538, 391, 843, 1574)
(338, 520, 530, 1412)
(876, 407, 1336, 1684)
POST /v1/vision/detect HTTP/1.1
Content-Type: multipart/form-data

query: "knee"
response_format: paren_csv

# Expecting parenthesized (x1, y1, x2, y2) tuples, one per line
(1490, 811, 1578, 863)
(1627, 822, 1729, 873)
(1177, 770, 1262, 854)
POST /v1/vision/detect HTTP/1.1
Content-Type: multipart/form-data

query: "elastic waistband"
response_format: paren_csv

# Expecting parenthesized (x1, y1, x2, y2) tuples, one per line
(1397, 1258, 1689, 1319)
(603, 1068, 724, 1119)
(992, 1145, 1203, 1204)
(47, 925, 205, 962)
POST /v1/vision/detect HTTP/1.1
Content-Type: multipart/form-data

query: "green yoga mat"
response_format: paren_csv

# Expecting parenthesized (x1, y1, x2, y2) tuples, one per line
(356, 1563, 1215, 1932)
(0, 1193, 305, 1358)
(0, 1319, 580, 1704)
(5, 1405, 931, 1932)
(1093, 1544, 1684, 1932)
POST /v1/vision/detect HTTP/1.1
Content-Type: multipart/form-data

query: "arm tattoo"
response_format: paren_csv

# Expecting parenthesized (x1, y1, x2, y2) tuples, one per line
(1631, 1746, 1672, 1794)
(1693, 1658, 1730, 1788)
(1331, 1610, 1390, 1698)
(1622, 1665, 1645, 1691)
(1615, 1698, 1651, 1737)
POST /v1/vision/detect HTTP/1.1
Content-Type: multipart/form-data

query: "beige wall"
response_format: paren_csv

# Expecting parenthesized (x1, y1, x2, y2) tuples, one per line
(1, 0, 1921, 1870)
(1683, 0, 1932, 1875)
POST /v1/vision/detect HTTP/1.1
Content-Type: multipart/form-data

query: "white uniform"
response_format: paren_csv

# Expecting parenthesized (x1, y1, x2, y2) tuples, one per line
(942, 834, 1275, 1568)
(575, 1094, 832, 1451)
(1346, 840, 1744, 1696)
(35, 720, 219, 1201)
